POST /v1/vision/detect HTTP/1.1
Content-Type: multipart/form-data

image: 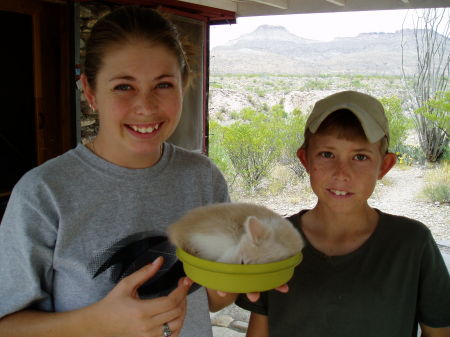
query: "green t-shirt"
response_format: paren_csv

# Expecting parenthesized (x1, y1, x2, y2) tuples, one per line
(236, 210, 450, 337)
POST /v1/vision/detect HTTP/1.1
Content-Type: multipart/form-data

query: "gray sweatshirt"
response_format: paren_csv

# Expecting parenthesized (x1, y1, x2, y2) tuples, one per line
(0, 143, 229, 336)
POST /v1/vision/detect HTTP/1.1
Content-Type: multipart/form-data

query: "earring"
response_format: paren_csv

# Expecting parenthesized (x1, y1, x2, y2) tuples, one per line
(89, 104, 96, 113)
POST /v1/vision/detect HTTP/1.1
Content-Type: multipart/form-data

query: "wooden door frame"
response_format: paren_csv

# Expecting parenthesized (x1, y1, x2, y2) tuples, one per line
(0, 0, 75, 166)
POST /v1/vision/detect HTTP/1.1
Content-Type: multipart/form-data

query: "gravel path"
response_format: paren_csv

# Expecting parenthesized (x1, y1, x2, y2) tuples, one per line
(370, 165, 449, 243)
(210, 165, 449, 337)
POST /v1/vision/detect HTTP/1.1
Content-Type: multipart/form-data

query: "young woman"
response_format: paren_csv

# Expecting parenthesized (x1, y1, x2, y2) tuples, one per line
(0, 6, 229, 337)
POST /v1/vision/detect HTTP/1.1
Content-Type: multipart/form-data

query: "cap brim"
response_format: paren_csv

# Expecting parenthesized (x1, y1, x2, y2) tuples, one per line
(308, 103, 386, 143)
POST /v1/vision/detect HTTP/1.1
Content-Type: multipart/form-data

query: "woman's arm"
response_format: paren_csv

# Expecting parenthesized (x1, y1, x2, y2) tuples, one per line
(0, 307, 99, 337)
(0, 258, 192, 337)
(246, 312, 269, 337)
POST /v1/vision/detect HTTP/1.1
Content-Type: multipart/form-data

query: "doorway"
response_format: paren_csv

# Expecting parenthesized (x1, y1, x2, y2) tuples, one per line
(0, 0, 74, 221)
(0, 11, 36, 217)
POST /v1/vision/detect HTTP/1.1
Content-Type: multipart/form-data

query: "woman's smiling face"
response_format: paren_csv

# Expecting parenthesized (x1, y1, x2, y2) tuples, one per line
(83, 40, 183, 168)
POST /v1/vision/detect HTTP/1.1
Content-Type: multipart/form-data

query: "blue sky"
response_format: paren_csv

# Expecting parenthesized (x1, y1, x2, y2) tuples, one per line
(210, 9, 418, 48)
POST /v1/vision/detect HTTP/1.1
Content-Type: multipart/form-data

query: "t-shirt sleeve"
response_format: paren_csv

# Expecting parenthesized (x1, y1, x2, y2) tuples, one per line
(210, 161, 230, 203)
(235, 292, 269, 316)
(417, 230, 450, 327)
(0, 176, 56, 318)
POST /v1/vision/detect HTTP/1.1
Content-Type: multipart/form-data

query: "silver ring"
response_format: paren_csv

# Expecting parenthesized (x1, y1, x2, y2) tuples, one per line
(163, 323, 172, 337)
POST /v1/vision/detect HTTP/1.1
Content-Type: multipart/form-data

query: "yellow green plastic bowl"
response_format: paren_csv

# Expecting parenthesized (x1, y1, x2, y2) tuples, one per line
(176, 248, 302, 293)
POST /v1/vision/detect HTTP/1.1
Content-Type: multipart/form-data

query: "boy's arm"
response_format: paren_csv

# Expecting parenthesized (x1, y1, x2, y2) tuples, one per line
(206, 289, 238, 312)
(247, 312, 269, 337)
(420, 324, 450, 337)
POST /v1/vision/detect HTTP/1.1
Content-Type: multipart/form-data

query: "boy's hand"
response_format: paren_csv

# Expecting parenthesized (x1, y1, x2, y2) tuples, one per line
(207, 282, 289, 312)
(217, 283, 289, 302)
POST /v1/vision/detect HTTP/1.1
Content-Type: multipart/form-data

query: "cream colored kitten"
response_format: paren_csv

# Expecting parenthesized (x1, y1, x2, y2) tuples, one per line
(168, 203, 304, 264)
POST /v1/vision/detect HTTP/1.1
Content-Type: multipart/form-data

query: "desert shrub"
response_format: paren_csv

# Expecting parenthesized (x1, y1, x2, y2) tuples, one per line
(279, 108, 307, 179)
(422, 184, 450, 203)
(268, 104, 288, 119)
(350, 76, 368, 90)
(230, 111, 240, 120)
(411, 90, 449, 163)
(246, 95, 256, 106)
(414, 91, 449, 162)
(263, 165, 294, 196)
(208, 121, 236, 184)
(350, 78, 363, 88)
(261, 103, 270, 112)
(440, 144, 450, 162)
(213, 104, 307, 191)
(210, 82, 223, 89)
(215, 107, 228, 121)
(395, 152, 414, 166)
(394, 144, 426, 165)
(379, 96, 413, 152)
(221, 108, 283, 191)
(302, 79, 331, 90)
(421, 162, 450, 203)
(254, 87, 266, 97)
(418, 91, 449, 135)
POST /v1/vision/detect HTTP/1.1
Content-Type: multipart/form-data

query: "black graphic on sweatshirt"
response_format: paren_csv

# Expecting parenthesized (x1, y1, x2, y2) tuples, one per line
(90, 231, 199, 299)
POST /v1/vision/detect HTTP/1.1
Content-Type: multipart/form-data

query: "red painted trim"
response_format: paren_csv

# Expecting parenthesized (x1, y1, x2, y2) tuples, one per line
(159, 6, 208, 22)
(203, 19, 209, 154)
(76, 0, 236, 23)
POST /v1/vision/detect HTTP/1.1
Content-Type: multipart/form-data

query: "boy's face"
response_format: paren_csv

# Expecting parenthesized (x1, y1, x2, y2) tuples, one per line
(297, 131, 396, 214)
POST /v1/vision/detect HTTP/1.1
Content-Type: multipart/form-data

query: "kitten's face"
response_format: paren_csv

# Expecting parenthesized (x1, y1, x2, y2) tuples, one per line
(224, 215, 302, 264)
(236, 237, 296, 264)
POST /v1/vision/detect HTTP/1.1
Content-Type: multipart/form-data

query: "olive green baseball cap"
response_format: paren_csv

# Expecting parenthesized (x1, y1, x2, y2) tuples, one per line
(306, 91, 390, 144)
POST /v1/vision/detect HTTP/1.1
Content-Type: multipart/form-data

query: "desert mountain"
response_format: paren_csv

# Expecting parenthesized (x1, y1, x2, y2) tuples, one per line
(210, 25, 447, 76)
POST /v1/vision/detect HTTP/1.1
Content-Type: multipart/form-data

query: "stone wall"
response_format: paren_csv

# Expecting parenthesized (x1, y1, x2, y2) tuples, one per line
(78, 2, 119, 144)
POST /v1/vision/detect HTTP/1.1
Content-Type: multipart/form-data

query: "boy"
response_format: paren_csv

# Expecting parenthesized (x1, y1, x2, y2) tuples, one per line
(236, 91, 450, 337)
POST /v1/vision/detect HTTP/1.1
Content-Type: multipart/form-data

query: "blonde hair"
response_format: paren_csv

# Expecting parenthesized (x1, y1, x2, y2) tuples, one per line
(84, 6, 192, 90)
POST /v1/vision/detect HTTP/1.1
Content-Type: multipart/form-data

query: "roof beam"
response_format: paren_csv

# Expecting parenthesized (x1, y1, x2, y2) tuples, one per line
(325, 0, 346, 6)
(247, 0, 288, 10)
(181, 0, 237, 12)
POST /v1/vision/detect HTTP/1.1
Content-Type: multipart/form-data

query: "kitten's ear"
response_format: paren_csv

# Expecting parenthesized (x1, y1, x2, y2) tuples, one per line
(244, 216, 271, 245)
